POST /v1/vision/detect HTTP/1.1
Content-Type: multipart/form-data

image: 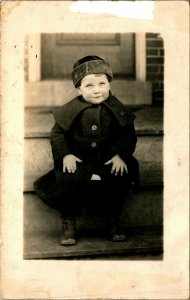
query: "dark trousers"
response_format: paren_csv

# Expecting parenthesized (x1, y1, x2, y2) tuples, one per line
(53, 163, 129, 219)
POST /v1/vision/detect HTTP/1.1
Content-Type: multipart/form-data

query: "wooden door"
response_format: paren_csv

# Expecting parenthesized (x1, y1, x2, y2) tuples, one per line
(41, 33, 135, 79)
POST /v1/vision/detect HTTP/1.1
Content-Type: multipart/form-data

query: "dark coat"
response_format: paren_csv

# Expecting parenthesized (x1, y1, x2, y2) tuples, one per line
(34, 93, 139, 211)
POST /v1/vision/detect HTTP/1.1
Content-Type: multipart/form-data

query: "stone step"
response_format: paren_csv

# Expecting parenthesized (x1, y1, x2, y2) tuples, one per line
(24, 106, 163, 191)
(24, 188, 163, 232)
(24, 135, 163, 191)
(24, 189, 163, 259)
(24, 227, 163, 260)
(25, 80, 152, 107)
(25, 106, 163, 138)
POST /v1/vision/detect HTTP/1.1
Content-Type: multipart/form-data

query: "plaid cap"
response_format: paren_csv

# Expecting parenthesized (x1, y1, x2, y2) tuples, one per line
(71, 59, 113, 87)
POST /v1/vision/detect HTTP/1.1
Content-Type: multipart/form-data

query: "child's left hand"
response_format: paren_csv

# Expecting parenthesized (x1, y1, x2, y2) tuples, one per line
(104, 154, 128, 176)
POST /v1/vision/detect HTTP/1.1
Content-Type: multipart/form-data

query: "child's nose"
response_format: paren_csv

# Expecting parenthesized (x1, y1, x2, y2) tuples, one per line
(93, 86, 100, 93)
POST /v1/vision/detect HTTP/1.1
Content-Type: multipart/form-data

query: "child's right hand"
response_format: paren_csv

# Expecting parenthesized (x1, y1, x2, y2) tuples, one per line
(63, 154, 82, 173)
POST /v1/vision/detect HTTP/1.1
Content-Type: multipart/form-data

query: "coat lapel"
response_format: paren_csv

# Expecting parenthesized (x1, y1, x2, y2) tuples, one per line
(54, 96, 92, 131)
(54, 93, 135, 131)
(104, 93, 135, 127)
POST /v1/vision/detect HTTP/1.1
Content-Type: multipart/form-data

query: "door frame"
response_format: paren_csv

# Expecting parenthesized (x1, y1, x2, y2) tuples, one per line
(28, 33, 146, 83)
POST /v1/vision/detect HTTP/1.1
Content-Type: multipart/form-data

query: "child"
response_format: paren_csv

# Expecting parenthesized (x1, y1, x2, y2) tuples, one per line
(34, 55, 139, 246)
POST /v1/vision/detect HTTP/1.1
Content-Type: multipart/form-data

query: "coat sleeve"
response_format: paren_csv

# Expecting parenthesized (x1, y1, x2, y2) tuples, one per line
(50, 122, 72, 168)
(109, 121, 137, 162)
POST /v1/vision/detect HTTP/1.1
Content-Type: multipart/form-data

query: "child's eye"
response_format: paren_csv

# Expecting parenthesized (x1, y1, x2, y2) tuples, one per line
(100, 82, 105, 85)
(86, 84, 93, 88)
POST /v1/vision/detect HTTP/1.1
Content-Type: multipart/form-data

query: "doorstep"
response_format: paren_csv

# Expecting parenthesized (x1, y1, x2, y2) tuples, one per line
(24, 225, 163, 260)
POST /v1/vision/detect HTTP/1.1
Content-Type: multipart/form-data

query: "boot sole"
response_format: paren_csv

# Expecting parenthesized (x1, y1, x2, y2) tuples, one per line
(60, 238, 76, 246)
(111, 234, 127, 242)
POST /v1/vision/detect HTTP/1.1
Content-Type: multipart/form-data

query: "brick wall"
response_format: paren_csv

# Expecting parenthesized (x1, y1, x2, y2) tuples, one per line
(146, 33, 164, 104)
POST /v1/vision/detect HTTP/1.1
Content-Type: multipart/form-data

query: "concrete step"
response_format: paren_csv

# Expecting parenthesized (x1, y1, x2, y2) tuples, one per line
(24, 188, 163, 259)
(25, 80, 152, 107)
(24, 227, 163, 259)
(24, 106, 163, 191)
(25, 106, 163, 138)
(24, 135, 163, 191)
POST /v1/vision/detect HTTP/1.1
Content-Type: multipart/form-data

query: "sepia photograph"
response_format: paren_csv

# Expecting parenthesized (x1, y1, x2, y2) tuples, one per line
(24, 32, 164, 260)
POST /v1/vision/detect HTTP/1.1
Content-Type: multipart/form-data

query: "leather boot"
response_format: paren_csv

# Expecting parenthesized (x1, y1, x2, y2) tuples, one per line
(108, 217, 127, 242)
(60, 218, 76, 246)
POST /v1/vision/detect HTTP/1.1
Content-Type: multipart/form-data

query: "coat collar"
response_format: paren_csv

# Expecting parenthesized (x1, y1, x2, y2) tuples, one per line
(104, 93, 135, 127)
(54, 93, 135, 131)
(54, 96, 92, 131)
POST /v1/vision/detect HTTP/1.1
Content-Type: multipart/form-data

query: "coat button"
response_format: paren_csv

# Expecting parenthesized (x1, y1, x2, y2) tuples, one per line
(120, 110, 125, 116)
(91, 142, 97, 148)
(92, 125, 97, 131)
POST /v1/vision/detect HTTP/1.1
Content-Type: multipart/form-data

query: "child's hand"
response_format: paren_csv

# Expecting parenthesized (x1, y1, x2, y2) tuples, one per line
(104, 154, 128, 176)
(63, 154, 82, 173)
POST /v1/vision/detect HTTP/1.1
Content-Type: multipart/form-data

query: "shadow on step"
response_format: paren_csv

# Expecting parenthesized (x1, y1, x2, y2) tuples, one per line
(24, 225, 163, 260)
(24, 187, 163, 260)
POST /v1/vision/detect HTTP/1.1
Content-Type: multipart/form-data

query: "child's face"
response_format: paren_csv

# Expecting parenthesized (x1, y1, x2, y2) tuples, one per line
(78, 74, 110, 104)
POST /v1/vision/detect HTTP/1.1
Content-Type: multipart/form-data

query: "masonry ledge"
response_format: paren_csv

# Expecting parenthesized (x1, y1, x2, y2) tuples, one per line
(25, 79, 152, 107)
(25, 106, 163, 138)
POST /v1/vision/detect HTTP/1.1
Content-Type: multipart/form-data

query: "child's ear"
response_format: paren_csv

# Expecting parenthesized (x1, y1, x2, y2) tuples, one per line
(77, 87, 82, 95)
